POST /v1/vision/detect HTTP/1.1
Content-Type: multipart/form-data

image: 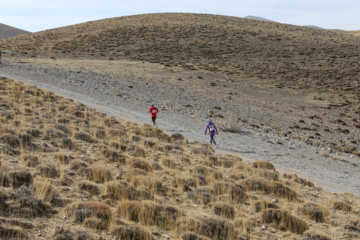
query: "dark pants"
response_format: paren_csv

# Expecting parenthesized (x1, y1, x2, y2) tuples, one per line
(152, 117, 157, 125)
(210, 134, 216, 145)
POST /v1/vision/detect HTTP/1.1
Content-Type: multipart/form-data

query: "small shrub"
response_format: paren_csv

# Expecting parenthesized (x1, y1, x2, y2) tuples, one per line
(117, 200, 179, 228)
(0, 134, 20, 148)
(128, 145, 146, 158)
(60, 137, 73, 149)
(54, 124, 71, 135)
(262, 209, 309, 234)
(303, 230, 332, 240)
(0, 170, 10, 187)
(21, 154, 39, 167)
(300, 202, 328, 222)
(0, 225, 27, 240)
(64, 201, 112, 223)
(8, 170, 33, 188)
(183, 216, 236, 240)
(75, 132, 95, 143)
(110, 225, 152, 240)
(37, 164, 59, 178)
(57, 118, 70, 124)
(84, 217, 108, 230)
(104, 117, 119, 127)
(188, 187, 214, 205)
(91, 165, 113, 183)
(102, 149, 125, 163)
(162, 158, 177, 169)
(78, 180, 101, 195)
(230, 185, 248, 204)
(181, 232, 212, 240)
(15, 186, 55, 217)
(52, 226, 90, 240)
(129, 158, 153, 172)
(45, 129, 65, 138)
(251, 160, 276, 171)
(33, 180, 56, 203)
(213, 203, 235, 219)
(105, 181, 152, 201)
(53, 153, 72, 164)
(333, 200, 352, 212)
(253, 200, 279, 213)
(243, 178, 297, 201)
(18, 133, 33, 147)
(0, 189, 9, 208)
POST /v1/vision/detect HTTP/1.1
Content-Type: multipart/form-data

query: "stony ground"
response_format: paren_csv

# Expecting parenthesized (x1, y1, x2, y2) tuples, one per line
(1, 56, 359, 197)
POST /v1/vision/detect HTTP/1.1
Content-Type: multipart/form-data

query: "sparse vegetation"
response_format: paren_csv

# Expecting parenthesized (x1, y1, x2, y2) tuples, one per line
(0, 12, 360, 239)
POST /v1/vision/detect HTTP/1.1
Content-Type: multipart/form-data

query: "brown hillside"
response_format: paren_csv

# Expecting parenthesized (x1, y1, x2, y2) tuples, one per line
(1, 13, 360, 104)
(0, 23, 30, 40)
(1, 76, 359, 239)
(350, 30, 360, 37)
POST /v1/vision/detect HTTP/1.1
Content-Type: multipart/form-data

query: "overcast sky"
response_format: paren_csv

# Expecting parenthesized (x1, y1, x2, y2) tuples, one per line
(1, 0, 359, 32)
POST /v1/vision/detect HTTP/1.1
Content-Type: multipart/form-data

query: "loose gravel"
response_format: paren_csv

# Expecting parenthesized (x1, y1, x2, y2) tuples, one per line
(1, 60, 359, 196)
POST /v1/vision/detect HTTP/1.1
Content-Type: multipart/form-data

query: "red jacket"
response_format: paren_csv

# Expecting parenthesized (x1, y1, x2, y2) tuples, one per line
(149, 107, 159, 117)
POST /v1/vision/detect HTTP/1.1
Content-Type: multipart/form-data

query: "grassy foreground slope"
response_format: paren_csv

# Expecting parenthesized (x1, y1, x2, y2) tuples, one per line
(0, 77, 359, 239)
(1, 13, 360, 103)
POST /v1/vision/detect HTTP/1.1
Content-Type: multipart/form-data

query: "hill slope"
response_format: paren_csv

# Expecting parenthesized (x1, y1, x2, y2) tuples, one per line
(0, 23, 30, 40)
(1, 13, 360, 111)
(0, 77, 359, 239)
(350, 30, 360, 36)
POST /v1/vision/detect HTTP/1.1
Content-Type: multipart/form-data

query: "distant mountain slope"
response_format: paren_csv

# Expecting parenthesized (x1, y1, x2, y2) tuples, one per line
(1, 13, 360, 100)
(302, 25, 323, 29)
(0, 23, 30, 40)
(244, 15, 274, 22)
(245, 16, 324, 29)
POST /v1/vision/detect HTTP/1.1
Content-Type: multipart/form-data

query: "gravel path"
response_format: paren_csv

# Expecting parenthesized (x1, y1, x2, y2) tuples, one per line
(1, 60, 359, 196)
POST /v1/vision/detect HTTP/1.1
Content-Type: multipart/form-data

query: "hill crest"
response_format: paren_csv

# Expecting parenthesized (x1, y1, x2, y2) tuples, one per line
(1, 13, 359, 108)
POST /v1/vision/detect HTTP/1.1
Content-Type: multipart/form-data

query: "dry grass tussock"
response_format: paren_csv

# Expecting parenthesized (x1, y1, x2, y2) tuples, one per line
(0, 77, 359, 239)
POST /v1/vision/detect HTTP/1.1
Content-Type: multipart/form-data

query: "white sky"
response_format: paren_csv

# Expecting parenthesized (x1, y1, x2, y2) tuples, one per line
(1, 0, 359, 32)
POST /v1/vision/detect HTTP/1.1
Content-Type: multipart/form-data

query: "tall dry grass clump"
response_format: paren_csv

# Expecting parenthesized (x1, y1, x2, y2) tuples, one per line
(104, 180, 152, 201)
(0, 189, 10, 209)
(32, 180, 56, 203)
(117, 200, 180, 228)
(77, 180, 101, 195)
(333, 200, 352, 212)
(243, 178, 298, 201)
(300, 202, 328, 223)
(251, 160, 276, 171)
(262, 209, 309, 234)
(110, 224, 152, 240)
(176, 216, 237, 240)
(63, 201, 112, 223)
(8, 170, 33, 188)
(90, 164, 113, 183)
(0, 225, 27, 240)
(129, 158, 153, 172)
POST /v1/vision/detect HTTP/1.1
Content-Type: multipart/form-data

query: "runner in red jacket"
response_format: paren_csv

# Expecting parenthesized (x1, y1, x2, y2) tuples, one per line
(149, 104, 159, 126)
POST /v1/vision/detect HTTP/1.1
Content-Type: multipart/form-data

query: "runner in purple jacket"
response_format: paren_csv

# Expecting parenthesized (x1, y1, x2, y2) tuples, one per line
(205, 119, 218, 147)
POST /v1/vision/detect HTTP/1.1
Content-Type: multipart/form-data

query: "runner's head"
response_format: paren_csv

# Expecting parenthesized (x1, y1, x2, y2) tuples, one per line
(208, 118, 212, 123)
(151, 104, 154, 107)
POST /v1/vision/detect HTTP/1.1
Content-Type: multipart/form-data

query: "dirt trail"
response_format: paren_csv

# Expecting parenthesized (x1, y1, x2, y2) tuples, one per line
(1, 60, 359, 197)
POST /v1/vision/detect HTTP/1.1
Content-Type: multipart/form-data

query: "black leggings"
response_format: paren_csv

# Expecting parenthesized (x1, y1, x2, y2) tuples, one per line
(210, 134, 216, 145)
(152, 117, 156, 125)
